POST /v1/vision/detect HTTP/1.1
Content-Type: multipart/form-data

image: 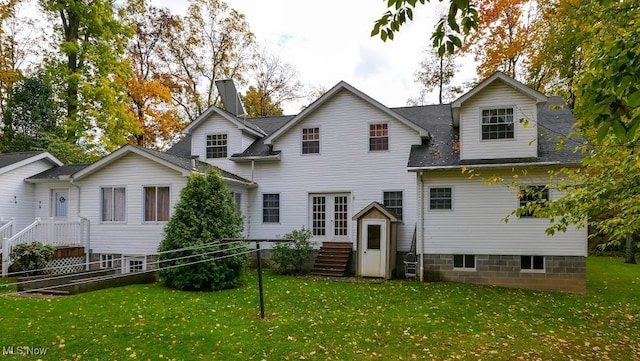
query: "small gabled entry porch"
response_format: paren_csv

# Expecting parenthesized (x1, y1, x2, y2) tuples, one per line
(352, 202, 399, 279)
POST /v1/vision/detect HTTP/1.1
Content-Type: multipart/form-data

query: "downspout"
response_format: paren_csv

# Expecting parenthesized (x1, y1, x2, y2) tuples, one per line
(418, 171, 425, 281)
(70, 179, 90, 271)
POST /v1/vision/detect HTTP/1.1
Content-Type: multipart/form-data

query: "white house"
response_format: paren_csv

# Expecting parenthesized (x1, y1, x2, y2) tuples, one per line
(1, 72, 587, 292)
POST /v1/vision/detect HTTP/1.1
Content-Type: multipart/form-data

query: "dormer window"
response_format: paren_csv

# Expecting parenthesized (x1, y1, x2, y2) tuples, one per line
(206, 134, 227, 158)
(302, 127, 320, 154)
(369, 123, 388, 151)
(481, 108, 514, 140)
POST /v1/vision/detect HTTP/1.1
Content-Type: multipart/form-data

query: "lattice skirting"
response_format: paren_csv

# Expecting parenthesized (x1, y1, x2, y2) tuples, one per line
(46, 256, 85, 274)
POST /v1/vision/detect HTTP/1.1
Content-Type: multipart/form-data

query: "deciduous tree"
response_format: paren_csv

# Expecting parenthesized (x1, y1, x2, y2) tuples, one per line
(124, 4, 183, 149)
(39, 0, 138, 150)
(411, 46, 460, 105)
(242, 48, 304, 117)
(157, 0, 256, 122)
(460, 0, 535, 80)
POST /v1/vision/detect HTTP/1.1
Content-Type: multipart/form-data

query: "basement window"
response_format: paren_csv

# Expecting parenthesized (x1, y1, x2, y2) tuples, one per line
(521, 255, 545, 272)
(453, 254, 475, 270)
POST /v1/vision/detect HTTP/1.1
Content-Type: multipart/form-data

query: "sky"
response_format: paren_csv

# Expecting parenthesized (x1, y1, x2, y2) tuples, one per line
(155, 0, 478, 114)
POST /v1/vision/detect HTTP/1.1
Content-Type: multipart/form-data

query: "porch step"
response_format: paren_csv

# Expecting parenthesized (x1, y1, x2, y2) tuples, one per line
(310, 242, 352, 277)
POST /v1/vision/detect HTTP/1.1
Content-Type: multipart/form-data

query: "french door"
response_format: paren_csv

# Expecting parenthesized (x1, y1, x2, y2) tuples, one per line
(310, 193, 350, 240)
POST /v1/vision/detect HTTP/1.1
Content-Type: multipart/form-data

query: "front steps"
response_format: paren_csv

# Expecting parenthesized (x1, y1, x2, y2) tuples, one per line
(310, 242, 352, 277)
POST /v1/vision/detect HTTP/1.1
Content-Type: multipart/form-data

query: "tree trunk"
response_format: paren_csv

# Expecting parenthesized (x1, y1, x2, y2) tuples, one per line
(625, 234, 637, 264)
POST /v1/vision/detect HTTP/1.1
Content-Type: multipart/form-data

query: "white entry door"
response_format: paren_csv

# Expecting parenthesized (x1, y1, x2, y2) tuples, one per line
(360, 219, 386, 278)
(52, 189, 69, 219)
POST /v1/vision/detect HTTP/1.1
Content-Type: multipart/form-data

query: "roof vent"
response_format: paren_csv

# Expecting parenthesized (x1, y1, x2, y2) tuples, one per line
(215, 79, 247, 117)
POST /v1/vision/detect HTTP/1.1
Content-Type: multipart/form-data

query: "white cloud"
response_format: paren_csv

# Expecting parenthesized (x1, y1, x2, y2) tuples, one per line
(154, 0, 478, 113)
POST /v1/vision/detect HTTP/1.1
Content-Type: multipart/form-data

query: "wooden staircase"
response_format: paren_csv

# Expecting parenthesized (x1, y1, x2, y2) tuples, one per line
(310, 242, 352, 277)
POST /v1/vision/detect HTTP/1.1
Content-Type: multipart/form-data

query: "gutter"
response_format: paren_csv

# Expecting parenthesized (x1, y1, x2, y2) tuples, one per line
(230, 154, 281, 162)
(407, 160, 581, 172)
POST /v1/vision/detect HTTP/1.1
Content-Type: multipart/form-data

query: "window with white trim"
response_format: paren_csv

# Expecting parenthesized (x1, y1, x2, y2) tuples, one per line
(206, 134, 227, 158)
(302, 127, 320, 154)
(126, 257, 146, 273)
(453, 255, 475, 269)
(263, 194, 280, 223)
(429, 187, 452, 210)
(100, 254, 114, 269)
(369, 123, 388, 151)
(482, 107, 514, 140)
(101, 187, 126, 222)
(144, 186, 170, 222)
(518, 185, 549, 217)
(521, 256, 545, 271)
(310, 194, 350, 237)
(383, 191, 403, 220)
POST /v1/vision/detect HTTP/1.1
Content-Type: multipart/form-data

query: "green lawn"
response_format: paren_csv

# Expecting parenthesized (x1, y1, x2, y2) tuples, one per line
(0, 257, 638, 360)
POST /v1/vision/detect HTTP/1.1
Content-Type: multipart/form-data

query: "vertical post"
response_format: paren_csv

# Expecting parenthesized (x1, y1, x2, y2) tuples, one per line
(2, 237, 8, 277)
(256, 242, 265, 319)
(48, 217, 55, 245)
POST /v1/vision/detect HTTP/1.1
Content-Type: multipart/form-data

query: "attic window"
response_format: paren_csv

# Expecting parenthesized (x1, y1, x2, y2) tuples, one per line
(481, 108, 514, 140)
(302, 127, 320, 154)
(369, 123, 388, 151)
(206, 134, 227, 158)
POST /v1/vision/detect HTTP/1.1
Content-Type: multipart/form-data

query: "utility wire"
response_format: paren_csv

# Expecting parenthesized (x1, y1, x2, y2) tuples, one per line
(1, 248, 257, 297)
(1, 242, 248, 289)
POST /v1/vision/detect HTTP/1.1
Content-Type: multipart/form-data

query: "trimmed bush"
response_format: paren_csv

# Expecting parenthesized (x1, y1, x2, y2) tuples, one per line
(158, 168, 247, 291)
(271, 227, 314, 274)
(9, 242, 55, 276)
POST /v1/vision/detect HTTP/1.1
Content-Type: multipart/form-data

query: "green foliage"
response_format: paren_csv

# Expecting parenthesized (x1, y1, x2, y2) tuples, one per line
(0, 73, 63, 153)
(8, 242, 56, 276)
(39, 0, 137, 151)
(158, 168, 246, 291)
(573, 0, 640, 143)
(271, 227, 314, 274)
(372, 0, 478, 56)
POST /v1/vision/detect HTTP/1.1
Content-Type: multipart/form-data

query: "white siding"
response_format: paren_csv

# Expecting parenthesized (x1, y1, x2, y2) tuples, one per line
(189, 114, 254, 179)
(460, 81, 538, 160)
(421, 169, 586, 256)
(0, 160, 56, 230)
(76, 153, 187, 255)
(32, 182, 79, 221)
(244, 91, 421, 250)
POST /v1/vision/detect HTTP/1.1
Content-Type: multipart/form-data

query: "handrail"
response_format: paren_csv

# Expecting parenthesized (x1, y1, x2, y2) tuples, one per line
(2, 218, 87, 277)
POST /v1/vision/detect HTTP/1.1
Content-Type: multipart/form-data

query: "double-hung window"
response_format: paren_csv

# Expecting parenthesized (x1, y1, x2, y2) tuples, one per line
(482, 107, 514, 140)
(429, 187, 452, 210)
(102, 187, 126, 222)
(383, 191, 403, 220)
(518, 185, 549, 217)
(263, 194, 280, 223)
(144, 186, 170, 222)
(302, 127, 320, 154)
(369, 123, 388, 151)
(206, 134, 227, 158)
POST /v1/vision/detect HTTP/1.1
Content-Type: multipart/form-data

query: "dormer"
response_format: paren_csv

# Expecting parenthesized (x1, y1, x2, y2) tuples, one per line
(451, 72, 547, 161)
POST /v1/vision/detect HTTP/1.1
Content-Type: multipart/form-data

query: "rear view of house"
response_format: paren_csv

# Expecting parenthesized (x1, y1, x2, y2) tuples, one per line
(1, 72, 587, 292)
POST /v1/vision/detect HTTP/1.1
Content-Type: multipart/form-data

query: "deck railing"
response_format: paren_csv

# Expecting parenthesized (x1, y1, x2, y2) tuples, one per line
(0, 218, 14, 242)
(2, 218, 88, 277)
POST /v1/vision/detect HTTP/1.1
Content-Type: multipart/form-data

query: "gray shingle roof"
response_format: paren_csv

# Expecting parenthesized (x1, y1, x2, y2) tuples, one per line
(0, 151, 46, 169)
(405, 96, 583, 169)
(27, 164, 90, 180)
(166, 134, 192, 157)
(135, 146, 253, 184)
